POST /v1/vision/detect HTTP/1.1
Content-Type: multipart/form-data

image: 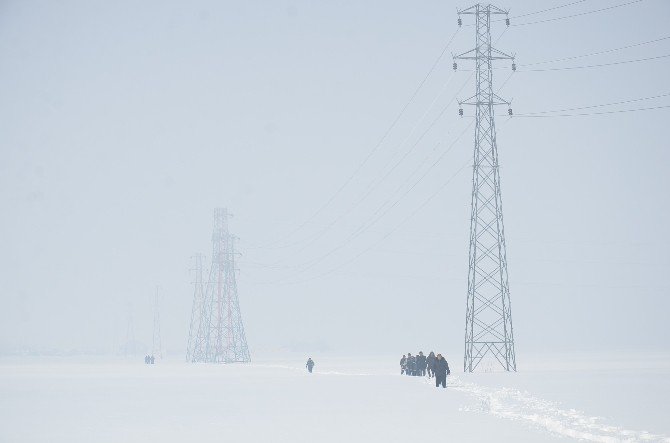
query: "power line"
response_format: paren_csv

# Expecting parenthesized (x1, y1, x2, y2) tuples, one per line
(520, 35, 670, 67)
(269, 31, 506, 256)
(263, 30, 513, 277)
(465, 0, 592, 26)
(519, 53, 670, 72)
(271, 160, 473, 286)
(261, 29, 512, 253)
(508, 0, 590, 19)
(514, 103, 670, 118)
(271, 121, 474, 280)
(275, 73, 473, 257)
(517, 91, 670, 115)
(511, 0, 645, 27)
(257, 28, 460, 249)
(257, 117, 515, 285)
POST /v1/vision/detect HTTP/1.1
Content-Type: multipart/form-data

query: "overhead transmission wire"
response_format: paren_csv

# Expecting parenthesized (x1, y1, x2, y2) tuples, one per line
(270, 109, 517, 282)
(462, 0, 591, 26)
(519, 35, 670, 67)
(255, 28, 461, 249)
(266, 122, 475, 284)
(266, 112, 528, 284)
(516, 91, 670, 116)
(270, 118, 522, 285)
(479, 33, 670, 73)
(264, 29, 506, 262)
(266, 120, 473, 281)
(271, 72, 475, 260)
(463, 0, 636, 27)
(471, 41, 670, 73)
(505, 0, 590, 19)
(515, 104, 670, 118)
(511, 0, 645, 27)
(292, 120, 475, 274)
(266, 114, 517, 285)
(518, 53, 670, 72)
(273, 160, 473, 285)
(257, 30, 511, 280)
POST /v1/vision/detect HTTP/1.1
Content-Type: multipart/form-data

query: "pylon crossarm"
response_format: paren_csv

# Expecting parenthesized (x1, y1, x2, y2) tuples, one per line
(490, 47, 514, 60)
(458, 93, 477, 105)
(461, 100, 509, 106)
(454, 49, 479, 60)
(458, 5, 508, 15)
(492, 92, 511, 105)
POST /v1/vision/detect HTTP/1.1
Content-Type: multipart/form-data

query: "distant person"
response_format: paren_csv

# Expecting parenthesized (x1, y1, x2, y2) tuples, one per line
(400, 354, 407, 375)
(417, 351, 427, 376)
(150, 355, 155, 364)
(434, 354, 450, 388)
(306, 358, 315, 373)
(406, 353, 414, 376)
(144, 355, 149, 364)
(426, 351, 436, 378)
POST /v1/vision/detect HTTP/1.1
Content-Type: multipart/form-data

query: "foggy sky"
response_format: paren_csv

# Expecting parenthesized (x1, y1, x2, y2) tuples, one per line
(1, 0, 669, 357)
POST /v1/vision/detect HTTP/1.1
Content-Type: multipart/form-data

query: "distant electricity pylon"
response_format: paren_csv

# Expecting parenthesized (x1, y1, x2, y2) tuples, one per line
(186, 253, 205, 362)
(186, 208, 251, 363)
(454, 3, 517, 372)
(152, 286, 163, 359)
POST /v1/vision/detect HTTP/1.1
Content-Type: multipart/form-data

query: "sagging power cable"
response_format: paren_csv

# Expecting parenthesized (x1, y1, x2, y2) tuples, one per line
(257, 28, 461, 249)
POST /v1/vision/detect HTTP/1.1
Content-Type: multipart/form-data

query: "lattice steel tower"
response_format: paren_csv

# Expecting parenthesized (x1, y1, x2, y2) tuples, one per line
(186, 253, 205, 362)
(454, 3, 516, 372)
(186, 208, 251, 363)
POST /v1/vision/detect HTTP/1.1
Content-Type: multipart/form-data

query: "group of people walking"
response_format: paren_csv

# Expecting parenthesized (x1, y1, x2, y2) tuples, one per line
(400, 351, 450, 388)
(144, 355, 155, 364)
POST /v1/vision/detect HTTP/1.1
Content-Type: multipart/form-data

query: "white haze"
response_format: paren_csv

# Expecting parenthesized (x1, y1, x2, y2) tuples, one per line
(1, 0, 669, 358)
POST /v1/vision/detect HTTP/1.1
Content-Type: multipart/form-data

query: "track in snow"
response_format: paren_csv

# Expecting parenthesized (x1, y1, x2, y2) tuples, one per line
(448, 377, 670, 443)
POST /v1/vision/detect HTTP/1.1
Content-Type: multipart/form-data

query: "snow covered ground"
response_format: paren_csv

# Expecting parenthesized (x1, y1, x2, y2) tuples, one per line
(1, 353, 668, 442)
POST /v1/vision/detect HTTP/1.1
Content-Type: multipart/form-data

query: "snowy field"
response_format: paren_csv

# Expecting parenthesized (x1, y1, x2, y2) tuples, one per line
(1, 353, 669, 443)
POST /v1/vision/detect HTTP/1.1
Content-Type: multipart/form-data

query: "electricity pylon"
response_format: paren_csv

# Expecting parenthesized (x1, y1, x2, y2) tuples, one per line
(187, 208, 251, 363)
(186, 253, 205, 362)
(454, 3, 517, 372)
(152, 286, 163, 359)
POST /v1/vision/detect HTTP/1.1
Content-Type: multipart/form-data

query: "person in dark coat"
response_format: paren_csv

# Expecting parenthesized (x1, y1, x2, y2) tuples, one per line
(434, 354, 450, 388)
(406, 353, 415, 376)
(416, 351, 427, 376)
(400, 354, 407, 375)
(306, 358, 315, 373)
(426, 351, 436, 378)
(150, 355, 155, 364)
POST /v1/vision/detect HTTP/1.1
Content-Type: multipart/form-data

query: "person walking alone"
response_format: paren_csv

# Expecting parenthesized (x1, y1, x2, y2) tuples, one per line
(306, 358, 315, 373)
(434, 354, 450, 388)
